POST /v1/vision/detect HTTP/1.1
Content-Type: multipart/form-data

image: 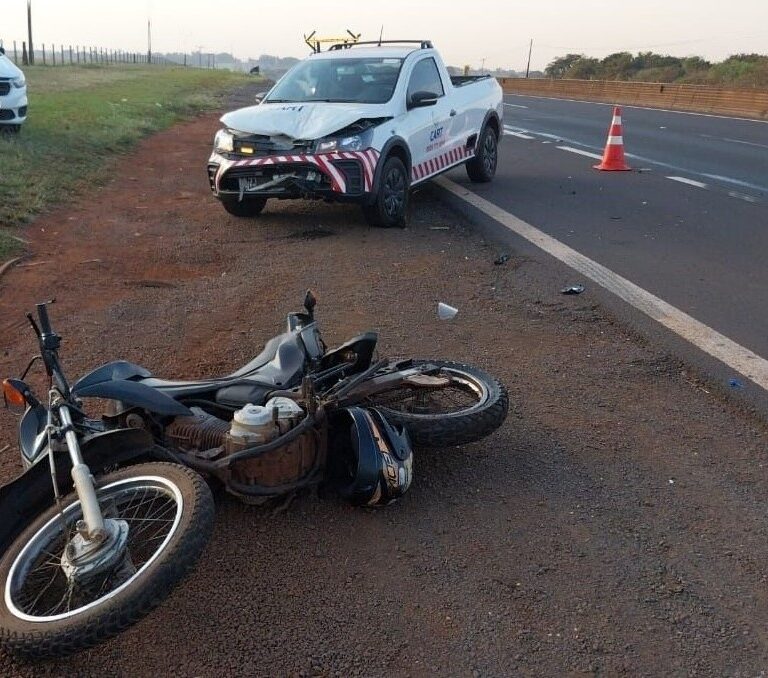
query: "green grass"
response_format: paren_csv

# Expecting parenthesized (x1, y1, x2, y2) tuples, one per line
(0, 65, 249, 258)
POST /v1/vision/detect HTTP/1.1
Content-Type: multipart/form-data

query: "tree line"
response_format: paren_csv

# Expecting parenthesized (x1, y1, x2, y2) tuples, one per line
(544, 52, 768, 87)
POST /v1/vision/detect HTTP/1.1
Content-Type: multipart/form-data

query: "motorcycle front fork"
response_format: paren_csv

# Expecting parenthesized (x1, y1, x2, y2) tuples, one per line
(57, 404, 107, 541)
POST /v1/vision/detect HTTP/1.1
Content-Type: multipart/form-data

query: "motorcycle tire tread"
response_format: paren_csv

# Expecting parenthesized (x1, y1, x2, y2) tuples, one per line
(0, 463, 214, 660)
(374, 360, 509, 448)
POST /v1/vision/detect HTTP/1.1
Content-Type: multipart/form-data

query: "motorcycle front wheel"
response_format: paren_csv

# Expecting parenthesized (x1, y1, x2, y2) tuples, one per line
(0, 462, 214, 659)
(362, 360, 509, 448)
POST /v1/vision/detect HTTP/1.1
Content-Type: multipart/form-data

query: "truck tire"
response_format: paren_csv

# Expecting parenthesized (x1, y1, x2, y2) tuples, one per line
(362, 156, 409, 228)
(221, 196, 267, 217)
(466, 125, 498, 183)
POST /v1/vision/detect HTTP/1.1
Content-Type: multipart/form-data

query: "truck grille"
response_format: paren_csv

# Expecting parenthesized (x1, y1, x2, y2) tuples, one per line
(233, 135, 313, 157)
(0, 81, 11, 96)
(0, 109, 15, 120)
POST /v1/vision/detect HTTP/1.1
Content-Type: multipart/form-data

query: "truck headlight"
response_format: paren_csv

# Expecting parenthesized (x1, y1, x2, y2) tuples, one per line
(214, 128, 234, 153)
(316, 128, 373, 154)
(11, 75, 25, 89)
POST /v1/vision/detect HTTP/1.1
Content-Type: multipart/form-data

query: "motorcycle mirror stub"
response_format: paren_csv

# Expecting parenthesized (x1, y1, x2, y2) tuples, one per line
(304, 289, 318, 317)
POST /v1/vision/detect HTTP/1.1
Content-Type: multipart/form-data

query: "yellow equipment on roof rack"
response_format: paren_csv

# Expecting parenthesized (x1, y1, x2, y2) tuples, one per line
(304, 30, 361, 54)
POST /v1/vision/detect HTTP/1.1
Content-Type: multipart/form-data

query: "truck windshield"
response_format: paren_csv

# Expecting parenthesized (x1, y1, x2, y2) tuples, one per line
(266, 57, 404, 104)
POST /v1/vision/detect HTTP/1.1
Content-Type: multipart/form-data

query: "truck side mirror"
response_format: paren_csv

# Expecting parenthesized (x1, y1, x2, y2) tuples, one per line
(255, 91, 267, 103)
(407, 91, 439, 109)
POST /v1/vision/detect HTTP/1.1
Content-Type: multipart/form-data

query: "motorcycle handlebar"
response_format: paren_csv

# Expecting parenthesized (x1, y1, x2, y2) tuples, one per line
(36, 302, 53, 336)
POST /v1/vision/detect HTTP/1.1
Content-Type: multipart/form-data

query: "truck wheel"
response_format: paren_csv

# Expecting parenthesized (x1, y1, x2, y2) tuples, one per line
(466, 125, 498, 183)
(220, 196, 267, 217)
(362, 156, 409, 228)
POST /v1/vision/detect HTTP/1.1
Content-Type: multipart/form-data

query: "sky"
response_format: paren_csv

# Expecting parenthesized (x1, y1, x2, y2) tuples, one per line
(1, 0, 767, 71)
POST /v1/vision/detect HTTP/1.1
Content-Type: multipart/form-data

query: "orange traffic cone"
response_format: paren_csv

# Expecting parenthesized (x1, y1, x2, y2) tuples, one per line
(594, 106, 631, 171)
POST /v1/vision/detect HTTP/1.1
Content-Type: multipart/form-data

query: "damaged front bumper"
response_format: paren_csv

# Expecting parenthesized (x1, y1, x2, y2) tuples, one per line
(208, 149, 380, 203)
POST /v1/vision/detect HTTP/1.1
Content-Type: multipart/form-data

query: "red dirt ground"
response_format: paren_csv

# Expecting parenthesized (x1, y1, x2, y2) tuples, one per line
(0, 103, 767, 677)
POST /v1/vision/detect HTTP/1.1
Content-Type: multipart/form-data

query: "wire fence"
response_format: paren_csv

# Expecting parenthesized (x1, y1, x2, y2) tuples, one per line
(0, 39, 217, 68)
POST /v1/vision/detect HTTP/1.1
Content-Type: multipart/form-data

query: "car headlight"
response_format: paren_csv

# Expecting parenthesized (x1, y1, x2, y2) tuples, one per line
(214, 128, 234, 153)
(11, 75, 25, 89)
(315, 127, 374, 154)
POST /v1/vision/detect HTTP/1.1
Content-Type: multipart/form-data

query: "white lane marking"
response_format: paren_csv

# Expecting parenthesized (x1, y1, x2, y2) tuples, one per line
(728, 191, 758, 203)
(702, 174, 767, 193)
(504, 103, 529, 109)
(436, 175, 768, 392)
(503, 93, 768, 124)
(667, 176, 708, 189)
(556, 145, 603, 160)
(700, 134, 768, 150)
(504, 129, 535, 140)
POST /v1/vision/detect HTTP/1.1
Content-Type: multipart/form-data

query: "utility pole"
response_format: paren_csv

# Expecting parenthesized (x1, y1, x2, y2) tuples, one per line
(481, 57, 486, 74)
(525, 38, 533, 78)
(27, 0, 34, 65)
(147, 19, 152, 64)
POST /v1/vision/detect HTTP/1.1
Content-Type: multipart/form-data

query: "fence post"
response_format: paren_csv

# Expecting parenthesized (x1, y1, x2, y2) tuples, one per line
(42, 43, 46, 65)
(21, 41, 28, 66)
(52, 43, 56, 65)
(13, 40, 18, 65)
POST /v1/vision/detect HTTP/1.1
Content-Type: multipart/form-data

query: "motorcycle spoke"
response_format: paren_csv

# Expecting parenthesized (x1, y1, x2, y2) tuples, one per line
(8, 479, 182, 620)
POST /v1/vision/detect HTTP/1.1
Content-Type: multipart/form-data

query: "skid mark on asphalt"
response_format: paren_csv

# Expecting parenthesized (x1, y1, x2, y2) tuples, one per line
(437, 176, 768, 392)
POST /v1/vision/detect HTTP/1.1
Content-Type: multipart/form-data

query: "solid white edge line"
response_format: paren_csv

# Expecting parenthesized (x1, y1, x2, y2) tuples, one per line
(667, 176, 708, 189)
(435, 175, 768, 392)
(556, 145, 603, 160)
(503, 93, 768, 124)
(503, 103, 529, 109)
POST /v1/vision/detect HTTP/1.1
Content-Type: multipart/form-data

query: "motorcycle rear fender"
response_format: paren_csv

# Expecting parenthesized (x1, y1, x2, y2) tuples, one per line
(74, 379, 192, 416)
(321, 332, 378, 372)
(0, 428, 156, 558)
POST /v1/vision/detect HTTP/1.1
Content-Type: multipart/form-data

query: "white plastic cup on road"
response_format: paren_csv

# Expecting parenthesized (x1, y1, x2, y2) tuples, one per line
(438, 302, 459, 320)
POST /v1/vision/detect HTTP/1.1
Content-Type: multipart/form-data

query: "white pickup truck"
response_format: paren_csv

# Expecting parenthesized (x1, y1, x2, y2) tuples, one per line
(207, 40, 503, 227)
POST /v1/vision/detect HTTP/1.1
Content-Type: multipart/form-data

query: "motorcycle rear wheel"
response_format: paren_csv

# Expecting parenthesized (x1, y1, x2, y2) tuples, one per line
(0, 462, 214, 659)
(362, 360, 508, 447)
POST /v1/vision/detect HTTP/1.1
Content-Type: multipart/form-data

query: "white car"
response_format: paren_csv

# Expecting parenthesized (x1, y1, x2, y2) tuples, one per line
(0, 47, 27, 132)
(208, 40, 503, 227)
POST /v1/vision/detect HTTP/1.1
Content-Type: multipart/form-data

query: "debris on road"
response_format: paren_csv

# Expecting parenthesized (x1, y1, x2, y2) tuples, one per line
(438, 302, 459, 320)
(494, 253, 511, 265)
(429, 226, 450, 230)
(729, 378, 745, 389)
(561, 284, 586, 295)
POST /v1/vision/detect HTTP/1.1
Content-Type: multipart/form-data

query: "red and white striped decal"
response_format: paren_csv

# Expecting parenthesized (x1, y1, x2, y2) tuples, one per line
(411, 144, 474, 183)
(217, 149, 380, 194)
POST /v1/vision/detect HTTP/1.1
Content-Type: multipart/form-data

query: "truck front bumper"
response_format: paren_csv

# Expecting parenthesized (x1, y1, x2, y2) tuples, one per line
(208, 149, 380, 203)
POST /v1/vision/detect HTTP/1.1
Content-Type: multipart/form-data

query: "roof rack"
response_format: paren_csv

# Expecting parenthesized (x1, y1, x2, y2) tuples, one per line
(328, 40, 433, 51)
(304, 30, 362, 54)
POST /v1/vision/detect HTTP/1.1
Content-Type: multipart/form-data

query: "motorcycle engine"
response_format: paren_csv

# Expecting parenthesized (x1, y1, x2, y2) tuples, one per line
(165, 399, 324, 503)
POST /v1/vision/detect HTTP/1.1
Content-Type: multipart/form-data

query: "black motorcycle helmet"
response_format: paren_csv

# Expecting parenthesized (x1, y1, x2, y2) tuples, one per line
(327, 407, 413, 506)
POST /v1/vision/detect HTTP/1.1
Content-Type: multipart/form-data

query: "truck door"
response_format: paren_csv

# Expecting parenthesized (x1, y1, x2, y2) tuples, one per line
(402, 56, 453, 183)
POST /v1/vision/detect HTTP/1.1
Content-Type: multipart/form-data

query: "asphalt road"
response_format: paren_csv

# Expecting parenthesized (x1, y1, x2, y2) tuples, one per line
(447, 93, 768, 386)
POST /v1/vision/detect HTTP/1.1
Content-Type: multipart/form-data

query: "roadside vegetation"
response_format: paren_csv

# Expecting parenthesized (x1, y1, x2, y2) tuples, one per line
(544, 52, 768, 87)
(0, 65, 249, 258)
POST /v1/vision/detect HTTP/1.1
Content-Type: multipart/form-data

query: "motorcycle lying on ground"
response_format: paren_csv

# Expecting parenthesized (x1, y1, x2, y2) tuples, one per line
(0, 292, 507, 659)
